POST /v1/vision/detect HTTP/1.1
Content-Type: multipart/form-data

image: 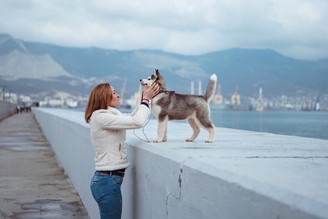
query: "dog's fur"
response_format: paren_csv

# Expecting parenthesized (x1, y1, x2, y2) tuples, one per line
(140, 69, 217, 143)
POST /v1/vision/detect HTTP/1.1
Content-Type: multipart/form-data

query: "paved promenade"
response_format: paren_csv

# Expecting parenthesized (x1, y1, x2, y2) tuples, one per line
(0, 112, 89, 218)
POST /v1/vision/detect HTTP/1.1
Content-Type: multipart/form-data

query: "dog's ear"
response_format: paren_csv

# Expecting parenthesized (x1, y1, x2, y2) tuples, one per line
(155, 69, 160, 76)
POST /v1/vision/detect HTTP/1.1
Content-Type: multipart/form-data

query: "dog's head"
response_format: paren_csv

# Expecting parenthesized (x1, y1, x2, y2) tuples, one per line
(140, 69, 166, 90)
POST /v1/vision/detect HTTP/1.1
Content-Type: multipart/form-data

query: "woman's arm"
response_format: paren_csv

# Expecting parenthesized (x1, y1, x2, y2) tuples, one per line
(95, 104, 151, 130)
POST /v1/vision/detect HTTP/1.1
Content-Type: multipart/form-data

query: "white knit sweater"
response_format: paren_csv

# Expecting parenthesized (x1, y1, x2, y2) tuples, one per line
(89, 104, 151, 171)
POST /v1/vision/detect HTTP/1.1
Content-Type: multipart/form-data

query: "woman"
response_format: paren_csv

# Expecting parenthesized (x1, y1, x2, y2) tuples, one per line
(85, 82, 159, 219)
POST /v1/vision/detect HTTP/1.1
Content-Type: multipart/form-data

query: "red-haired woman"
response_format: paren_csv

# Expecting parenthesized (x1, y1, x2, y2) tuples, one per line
(85, 82, 159, 219)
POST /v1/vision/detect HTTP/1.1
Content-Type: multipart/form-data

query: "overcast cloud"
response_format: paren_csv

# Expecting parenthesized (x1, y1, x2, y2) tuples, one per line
(1, 0, 327, 60)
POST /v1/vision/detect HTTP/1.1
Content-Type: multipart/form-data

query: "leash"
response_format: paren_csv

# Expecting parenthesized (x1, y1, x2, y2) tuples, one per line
(133, 116, 151, 143)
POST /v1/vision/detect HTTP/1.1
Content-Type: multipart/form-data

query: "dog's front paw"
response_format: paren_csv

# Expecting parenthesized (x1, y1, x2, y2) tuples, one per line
(185, 139, 194, 142)
(153, 137, 167, 143)
(153, 140, 163, 143)
(205, 140, 214, 143)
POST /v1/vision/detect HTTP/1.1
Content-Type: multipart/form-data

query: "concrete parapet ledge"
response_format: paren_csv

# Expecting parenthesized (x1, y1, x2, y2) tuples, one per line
(130, 120, 328, 219)
(33, 108, 328, 219)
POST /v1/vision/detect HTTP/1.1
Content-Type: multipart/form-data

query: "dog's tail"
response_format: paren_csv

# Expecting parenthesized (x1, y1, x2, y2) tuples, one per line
(204, 74, 217, 103)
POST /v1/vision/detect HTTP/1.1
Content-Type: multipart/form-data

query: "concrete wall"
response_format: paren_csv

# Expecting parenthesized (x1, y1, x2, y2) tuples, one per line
(33, 108, 328, 219)
(0, 101, 16, 121)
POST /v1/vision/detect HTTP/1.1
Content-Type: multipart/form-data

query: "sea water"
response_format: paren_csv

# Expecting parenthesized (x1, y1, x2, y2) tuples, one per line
(211, 110, 328, 140)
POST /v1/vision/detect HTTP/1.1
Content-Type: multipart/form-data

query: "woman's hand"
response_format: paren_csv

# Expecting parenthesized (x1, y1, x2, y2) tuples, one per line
(142, 83, 160, 101)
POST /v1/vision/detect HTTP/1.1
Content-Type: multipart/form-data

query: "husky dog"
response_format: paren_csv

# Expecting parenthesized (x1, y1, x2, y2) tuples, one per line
(140, 69, 217, 143)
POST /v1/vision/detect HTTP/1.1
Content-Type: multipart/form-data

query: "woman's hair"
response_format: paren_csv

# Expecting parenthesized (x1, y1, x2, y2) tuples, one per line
(85, 83, 112, 123)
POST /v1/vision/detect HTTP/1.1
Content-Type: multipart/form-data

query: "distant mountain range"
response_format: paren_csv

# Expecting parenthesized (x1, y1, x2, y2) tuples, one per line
(1, 33, 327, 99)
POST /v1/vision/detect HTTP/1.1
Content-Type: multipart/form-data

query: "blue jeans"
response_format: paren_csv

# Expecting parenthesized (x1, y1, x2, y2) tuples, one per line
(90, 171, 124, 219)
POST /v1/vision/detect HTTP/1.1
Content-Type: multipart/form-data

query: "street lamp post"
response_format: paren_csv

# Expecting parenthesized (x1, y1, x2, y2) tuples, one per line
(1, 85, 8, 101)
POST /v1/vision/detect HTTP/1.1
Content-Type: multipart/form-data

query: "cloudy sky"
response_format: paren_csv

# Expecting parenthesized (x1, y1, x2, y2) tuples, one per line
(1, 0, 327, 60)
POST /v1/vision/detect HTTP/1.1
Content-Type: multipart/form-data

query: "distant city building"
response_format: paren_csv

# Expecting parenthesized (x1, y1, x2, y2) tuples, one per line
(190, 81, 195, 95)
(231, 85, 240, 105)
(213, 84, 223, 105)
(198, 80, 202, 95)
(256, 88, 264, 111)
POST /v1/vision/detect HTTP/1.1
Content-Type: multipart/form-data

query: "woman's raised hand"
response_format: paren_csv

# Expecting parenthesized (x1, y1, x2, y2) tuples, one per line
(142, 83, 160, 101)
